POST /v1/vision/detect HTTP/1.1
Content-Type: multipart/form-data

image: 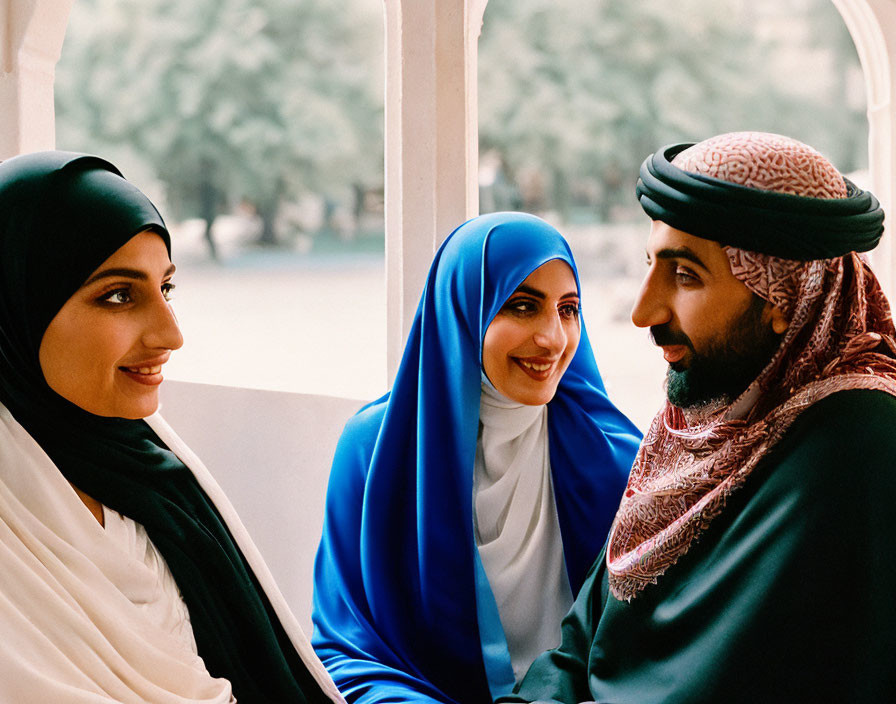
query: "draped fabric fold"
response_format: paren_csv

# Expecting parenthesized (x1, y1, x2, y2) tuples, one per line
(0, 399, 233, 704)
(0, 402, 344, 702)
(0, 151, 339, 703)
(312, 212, 641, 703)
(475, 382, 573, 681)
(636, 142, 884, 260)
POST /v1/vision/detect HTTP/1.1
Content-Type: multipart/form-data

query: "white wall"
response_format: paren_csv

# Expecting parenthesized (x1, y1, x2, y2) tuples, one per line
(159, 380, 365, 631)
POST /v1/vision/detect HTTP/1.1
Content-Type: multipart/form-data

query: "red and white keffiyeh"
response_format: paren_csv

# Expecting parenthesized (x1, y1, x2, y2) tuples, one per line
(608, 133, 896, 601)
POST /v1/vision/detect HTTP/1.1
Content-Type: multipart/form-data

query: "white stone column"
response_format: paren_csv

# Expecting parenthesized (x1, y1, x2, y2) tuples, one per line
(383, 0, 488, 380)
(0, 0, 73, 159)
(832, 0, 896, 299)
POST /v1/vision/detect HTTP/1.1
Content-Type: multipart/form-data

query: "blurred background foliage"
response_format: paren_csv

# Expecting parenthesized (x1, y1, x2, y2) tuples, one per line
(478, 0, 866, 222)
(57, 0, 384, 250)
(56, 0, 865, 250)
(53, 0, 869, 405)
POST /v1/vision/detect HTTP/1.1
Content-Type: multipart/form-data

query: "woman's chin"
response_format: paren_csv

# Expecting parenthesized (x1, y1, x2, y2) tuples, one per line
(118, 396, 161, 420)
(497, 380, 560, 406)
(78, 392, 161, 420)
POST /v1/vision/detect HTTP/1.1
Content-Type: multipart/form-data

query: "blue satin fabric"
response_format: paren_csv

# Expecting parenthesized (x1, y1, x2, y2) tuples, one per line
(312, 212, 642, 703)
(473, 548, 516, 697)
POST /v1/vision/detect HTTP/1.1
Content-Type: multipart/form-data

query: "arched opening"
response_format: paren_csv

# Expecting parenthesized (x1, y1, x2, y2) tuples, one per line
(478, 0, 874, 426)
(832, 0, 896, 293)
(54, 0, 387, 400)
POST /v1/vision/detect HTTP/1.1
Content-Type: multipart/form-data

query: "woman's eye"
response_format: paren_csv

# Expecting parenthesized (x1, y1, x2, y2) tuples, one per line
(559, 303, 580, 319)
(503, 297, 537, 316)
(162, 282, 176, 301)
(99, 288, 131, 305)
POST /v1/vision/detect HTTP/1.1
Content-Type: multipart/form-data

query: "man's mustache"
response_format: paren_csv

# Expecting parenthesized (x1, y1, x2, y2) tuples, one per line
(650, 324, 694, 351)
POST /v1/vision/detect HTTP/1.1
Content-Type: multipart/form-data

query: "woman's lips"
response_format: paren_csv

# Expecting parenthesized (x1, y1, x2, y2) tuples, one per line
(513, 357, 556, 381)
(118, 364, 164, 386)
(661, 345, 688, 364)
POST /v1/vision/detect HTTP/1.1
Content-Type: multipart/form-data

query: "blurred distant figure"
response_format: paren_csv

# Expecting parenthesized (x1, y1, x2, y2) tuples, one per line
(480, 149, 522, 213)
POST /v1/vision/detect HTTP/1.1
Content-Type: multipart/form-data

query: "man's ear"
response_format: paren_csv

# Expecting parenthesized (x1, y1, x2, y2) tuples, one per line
(768, 304, 789, 335)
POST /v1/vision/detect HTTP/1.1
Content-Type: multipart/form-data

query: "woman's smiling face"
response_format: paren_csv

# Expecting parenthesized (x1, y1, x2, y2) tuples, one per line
(482, 259, 581, 406)
(38, 230, 183, 419)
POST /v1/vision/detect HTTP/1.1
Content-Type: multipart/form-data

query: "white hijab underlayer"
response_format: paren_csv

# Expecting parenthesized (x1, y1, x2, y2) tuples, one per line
(0, 403, 344, 703)
(474, 383, 573, 680)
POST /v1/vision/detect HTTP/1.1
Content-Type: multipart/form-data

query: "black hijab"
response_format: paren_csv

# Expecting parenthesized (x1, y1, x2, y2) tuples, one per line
(0, 151, 330, 703)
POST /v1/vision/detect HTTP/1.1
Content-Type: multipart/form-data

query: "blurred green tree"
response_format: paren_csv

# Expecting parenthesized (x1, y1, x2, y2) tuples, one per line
(478, 0, 865, 221)
(56, 0, 383, 250)
(57, 0, 864, 239)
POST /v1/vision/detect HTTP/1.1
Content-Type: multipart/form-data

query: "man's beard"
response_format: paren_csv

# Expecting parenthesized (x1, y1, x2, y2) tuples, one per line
(652, 296, 783, 410)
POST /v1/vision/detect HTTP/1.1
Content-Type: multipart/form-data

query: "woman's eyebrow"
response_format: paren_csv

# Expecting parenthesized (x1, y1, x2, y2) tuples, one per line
(512, 284, 579, 301)
(82, 264, 176, 287)
(513, 283, 545, 299)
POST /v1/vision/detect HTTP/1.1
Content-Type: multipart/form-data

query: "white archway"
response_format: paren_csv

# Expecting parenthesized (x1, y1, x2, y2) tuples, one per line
(833, 0, 896, 293)
(5, 0, 894, 318)
(0, 0, 73, 157)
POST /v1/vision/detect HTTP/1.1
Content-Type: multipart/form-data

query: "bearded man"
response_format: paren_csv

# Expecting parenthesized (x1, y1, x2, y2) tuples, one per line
(497, 132, 896, 703)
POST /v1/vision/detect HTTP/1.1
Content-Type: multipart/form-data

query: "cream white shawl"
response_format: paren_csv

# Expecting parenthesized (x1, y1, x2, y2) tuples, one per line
(0, 403, 344, 703)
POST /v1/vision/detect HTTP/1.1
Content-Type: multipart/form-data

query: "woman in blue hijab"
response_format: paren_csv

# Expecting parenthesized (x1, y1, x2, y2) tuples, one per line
(312, 212, 641, 703)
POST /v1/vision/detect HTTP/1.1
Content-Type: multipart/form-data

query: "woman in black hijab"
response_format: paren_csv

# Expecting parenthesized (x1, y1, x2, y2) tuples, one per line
(0, 151, 342, 703)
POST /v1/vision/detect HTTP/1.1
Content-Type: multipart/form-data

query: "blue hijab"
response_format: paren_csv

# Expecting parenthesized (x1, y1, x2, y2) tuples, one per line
(312, 212, 641, 703)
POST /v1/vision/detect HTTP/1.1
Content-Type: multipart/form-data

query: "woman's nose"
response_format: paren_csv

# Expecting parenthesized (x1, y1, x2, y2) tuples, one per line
(143, 297, 184, 351)
(630, 273, 672, 329)
(533, 311, 567, 353)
